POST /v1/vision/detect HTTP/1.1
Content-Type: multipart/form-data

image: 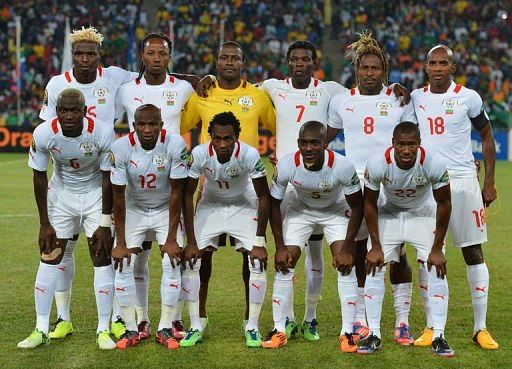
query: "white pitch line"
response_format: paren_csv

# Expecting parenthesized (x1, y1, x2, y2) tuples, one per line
(0, 159, 25, 166)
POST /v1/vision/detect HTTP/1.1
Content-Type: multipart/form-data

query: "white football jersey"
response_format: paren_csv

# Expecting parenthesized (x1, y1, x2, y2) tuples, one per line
(259, 78, 346, 160)
(364, 146, 449, 211)
(115, 75, 194, 134)
(189, 141, 267, 202)
(271, 149, 361, 210)
(411, 81, 483, 178)
(40, 66, 138, 126)
(29, 117, 113, 193)
(328, 86, 417, 177)
(110, 130, 188, 210)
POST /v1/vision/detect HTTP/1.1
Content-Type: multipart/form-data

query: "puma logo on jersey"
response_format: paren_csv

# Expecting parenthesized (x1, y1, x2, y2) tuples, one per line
(419, 104, 426, 111)
(224, 98, 234, 105)
(134, 97, 144, 104)
(277, 93, 287, 101)
(99, 290, 110, 295)
(51, 146, 63, 154)
(293, 180, 303, 187)
(205, 166, 214, 174)
(129, 160, 139, 168)
(345, 106, 355, 113)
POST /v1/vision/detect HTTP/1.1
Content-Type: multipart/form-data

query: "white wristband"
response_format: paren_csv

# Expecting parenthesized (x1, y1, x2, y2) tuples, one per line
(100, 214, 111, 227)
(254, 236, 266, 248)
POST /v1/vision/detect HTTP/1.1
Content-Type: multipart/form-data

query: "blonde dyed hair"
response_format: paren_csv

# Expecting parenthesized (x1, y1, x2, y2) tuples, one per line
(69, 26, 104, 46)
(348, 30, 389, 85)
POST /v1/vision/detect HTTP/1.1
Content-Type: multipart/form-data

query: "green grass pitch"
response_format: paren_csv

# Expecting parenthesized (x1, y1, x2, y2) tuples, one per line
(1, 153, 510, 368)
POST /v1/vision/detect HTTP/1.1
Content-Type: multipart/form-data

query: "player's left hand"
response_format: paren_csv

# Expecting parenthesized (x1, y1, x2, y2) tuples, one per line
(391, 83, 411, 106)
(482, 183, 497, 207)
(332, 249, 353, 276)
(250, 246, 268, 271)
(91, 226, 112, 258)
(427, 249, 447, 279)
(366, 248, 385, 276)
(196, 75, 216, 98)
(161, 240, 181, 268)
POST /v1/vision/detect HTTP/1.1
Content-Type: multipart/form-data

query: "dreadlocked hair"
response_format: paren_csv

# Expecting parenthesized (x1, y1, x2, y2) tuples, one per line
(348, 30, 389, 85)
(136, 32, 173, 83)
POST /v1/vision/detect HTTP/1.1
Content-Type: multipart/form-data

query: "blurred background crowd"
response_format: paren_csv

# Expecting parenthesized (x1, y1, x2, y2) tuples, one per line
(1, 0, 510, 128)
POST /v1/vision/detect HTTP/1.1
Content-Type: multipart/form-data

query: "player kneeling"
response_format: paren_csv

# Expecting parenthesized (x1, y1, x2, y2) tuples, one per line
(360, 122, 454, 357)
(263, 121, 363, 352)
(111, 104, 188, 349)
(181, 112, 270, 348)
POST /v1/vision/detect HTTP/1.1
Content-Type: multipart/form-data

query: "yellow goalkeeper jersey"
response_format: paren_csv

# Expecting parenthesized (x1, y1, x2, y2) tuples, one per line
(180, 80, 276, 148)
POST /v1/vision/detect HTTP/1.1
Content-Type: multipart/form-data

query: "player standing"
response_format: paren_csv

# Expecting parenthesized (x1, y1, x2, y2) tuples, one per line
(181, 112, 270, 347)
(180, 41, 275, 330)
(263, 121, 363, 352)
(110, 104, 188, 349)
(19, 89, 115, 349)
(327, 32, 417, 344)
(114, 32, 195, 340)
(411, 45, 498, 349)
(361, 122, 453, 357)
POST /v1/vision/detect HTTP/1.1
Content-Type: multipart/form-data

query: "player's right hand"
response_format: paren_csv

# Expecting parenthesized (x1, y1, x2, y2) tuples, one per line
(427, 249, 447, 279)
(196, 75, 216, 98)
(182, 243, 199, 270)
(333, 249, 353, 276)
(112, 245, 132, 272)
(38, 223, 57, 255)
(274, 246, 291, 274)
(161, 240, 182, 268)
(366, 247, 385, 276)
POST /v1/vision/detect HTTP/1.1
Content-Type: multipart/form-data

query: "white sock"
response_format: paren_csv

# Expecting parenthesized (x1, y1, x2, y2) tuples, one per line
(55, 239, 76, 321)
(182, 259, 201, 330)
(392, 282, 412, 327)
(111, 297, 122, 323)
(247, 258, 267, 331)
(134, 248, 150, 324)
(272, 269, 294, 332)
(304, 240, 323, 322)
(94, 265, 114, 333)
(467, 263, 489, 332)
(338, 268, 358, 335)
(364, 267, 386, 339)
(355, 287, 367, 325)
(35, 262, 59, 334)
(115, 257, 137, 331)
(159, 255, 181, 330)
(172, 299, 185, 322)
(419, 264, 433, 327)
(427, 266, 449, 338)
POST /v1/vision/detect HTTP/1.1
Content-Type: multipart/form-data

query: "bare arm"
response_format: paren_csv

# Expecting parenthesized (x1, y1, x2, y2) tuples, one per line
(364, 186, 384, 275)
(167, 178, 186, 243)
(183, 177, 199, 247)
(428, 184, 452, 278)
(90, 170, 113, 257)
(327, 126, 341, 143)
(478, 124, 497, 207)
(252, 177, 270, 237)
(170, 73, 200, 89)
(269, 196, 284, 250)
(343, 190, 364, 253)
(33, 169, 56, 254)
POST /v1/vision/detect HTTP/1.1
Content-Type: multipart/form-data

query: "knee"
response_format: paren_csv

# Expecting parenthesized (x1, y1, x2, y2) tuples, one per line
(462, 245, 484, 265)
(40, 247, 65, 265)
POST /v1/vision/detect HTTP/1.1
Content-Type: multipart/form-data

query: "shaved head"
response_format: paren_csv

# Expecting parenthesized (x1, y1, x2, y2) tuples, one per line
(299, 121, 326, 140)
(134, 103, 161, 122)
(427, 45, 454, 62)
(57, 88, 85, 106)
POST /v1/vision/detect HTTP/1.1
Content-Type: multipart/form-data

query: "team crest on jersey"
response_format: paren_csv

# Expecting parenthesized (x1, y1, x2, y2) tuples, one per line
(80, 141, 97, 157)
(226, 165, 242, 178)
(318, 181, 334, 192)
(93, 87, 109, 104)
(306, 89, 320, 106)
(350, 172, 359, 186)
(376, 101, 391, 116)
(439, 170, 449, 184)
(412, 172, 427, 187)
(180, 147, 190, 164)
(109, 151, 116, 167)
(442, 98, 458, 115)
(153, 154, 168, 172)
(163, 90, 177, 106)
(238, 96, 254, 112)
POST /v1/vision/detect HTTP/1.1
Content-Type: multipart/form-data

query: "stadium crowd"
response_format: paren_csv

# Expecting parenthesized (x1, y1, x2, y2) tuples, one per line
(1, 0, 510, 128)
